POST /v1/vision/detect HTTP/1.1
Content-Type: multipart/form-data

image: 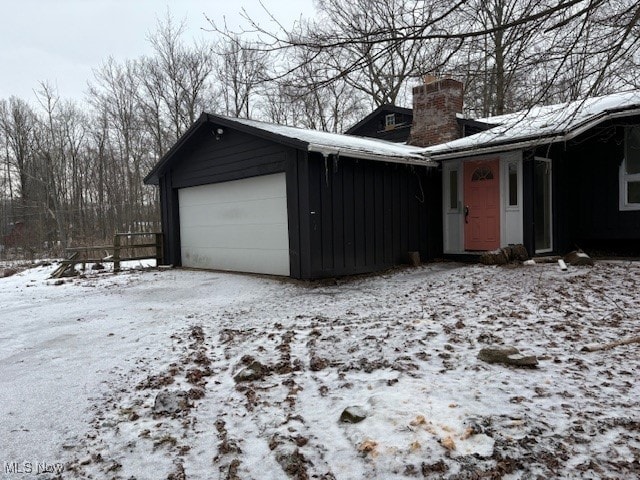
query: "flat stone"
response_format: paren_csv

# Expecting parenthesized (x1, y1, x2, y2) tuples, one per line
(478, 347, 538, 368)
(478, 347, 519, 363)
(505, 354, 539, 368)
(563, 251, 594, 266)
(340, 406, 367, 423)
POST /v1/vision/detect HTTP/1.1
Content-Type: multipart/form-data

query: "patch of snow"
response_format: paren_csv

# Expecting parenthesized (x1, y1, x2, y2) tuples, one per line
(1, 261, 639, 478)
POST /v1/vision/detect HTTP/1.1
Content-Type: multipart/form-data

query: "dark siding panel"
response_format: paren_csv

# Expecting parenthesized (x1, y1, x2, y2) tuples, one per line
(342, 160, 356, 269)
(158, 175, 182, 266)
(169, 184, 181, 265)
(383, 170, 394, 264)
(320, 158, 334, 271)
(297, 151, 313, 279)
(364, 166, 376, 266)
(374, 168, 385, 265)
(392, 171, 402, 261)
(170, 129, 289, 188)
(304, 152, 439, 278)
(554, 124, 640, 249)
(353, 161, 366, 267)
(548, 122, 640, 253)
(424, 168, 443, 257)
(332, 159, 345, 270)
(286, 150, 301, 278)
(399, 170, 409, 261)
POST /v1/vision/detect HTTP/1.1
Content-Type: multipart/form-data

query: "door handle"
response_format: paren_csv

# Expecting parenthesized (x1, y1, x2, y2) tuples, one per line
(464, 205, 469, 223)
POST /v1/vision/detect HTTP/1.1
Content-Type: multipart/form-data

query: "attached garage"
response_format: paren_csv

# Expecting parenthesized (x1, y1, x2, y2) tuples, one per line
(144, 113, 441, 279)
(178, 173, 290, 276)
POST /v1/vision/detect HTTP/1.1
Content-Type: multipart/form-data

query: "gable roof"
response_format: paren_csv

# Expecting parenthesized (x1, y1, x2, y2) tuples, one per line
(144, 113, 435, 184)
(421, 90, 640, 160)
(344, 104, 413, 135)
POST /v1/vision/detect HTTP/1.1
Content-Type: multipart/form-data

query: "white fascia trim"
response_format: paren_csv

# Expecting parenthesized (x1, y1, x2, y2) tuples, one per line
(426, 137, 565, 160)
(307, 144, 438, 167)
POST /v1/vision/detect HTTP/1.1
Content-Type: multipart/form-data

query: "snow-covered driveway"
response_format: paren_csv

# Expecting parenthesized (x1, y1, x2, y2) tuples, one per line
(1, 261, 639, 479)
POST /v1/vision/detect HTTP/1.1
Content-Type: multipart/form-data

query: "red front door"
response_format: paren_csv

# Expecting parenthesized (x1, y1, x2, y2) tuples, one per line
(464, 159, 500, 251)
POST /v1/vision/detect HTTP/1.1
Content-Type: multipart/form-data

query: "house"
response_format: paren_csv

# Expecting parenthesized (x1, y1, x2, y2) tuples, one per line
(344, 104, 414, 143)
(145, 77, 640, 278)
(344, 97, 491, 145)
(144, 116, 441, 279)
(413, 81, 640, 257)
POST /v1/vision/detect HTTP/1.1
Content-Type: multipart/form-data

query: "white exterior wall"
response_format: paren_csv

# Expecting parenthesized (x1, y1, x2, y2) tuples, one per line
(442, 161, 463, 254)
(442, 151, 523, 253)
(500, 151, 524, 246)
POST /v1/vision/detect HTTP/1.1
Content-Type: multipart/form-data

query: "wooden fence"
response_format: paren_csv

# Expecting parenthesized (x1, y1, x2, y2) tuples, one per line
(51, 232, 163, 278)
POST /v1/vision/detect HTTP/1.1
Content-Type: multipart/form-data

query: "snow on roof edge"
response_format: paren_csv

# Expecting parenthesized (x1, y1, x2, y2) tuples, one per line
(215, 115, 437, 166)
(422, 90, 640, 160)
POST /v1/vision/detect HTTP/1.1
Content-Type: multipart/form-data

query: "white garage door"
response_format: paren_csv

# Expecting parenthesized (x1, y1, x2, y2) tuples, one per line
(178, 173, 290, 276)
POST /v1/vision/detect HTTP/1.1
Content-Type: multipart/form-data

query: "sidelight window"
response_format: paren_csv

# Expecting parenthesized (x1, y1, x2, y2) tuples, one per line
(620, 126, 640, 210)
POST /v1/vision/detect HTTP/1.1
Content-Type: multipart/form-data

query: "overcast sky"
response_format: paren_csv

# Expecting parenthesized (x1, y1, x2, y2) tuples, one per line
(0, 0, 314, 102)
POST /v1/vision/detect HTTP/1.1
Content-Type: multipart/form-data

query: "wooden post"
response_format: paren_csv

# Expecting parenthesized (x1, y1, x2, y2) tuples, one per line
(113, 234, 121, 273)
(155, 232, 163, 266)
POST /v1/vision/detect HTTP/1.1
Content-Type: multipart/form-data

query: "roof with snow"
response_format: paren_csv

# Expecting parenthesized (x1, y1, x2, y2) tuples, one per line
(344, 103, 413, 135)
(227, 115, 431, 163)
(420, 90, 640, 160)
(144, 113, 435, 184)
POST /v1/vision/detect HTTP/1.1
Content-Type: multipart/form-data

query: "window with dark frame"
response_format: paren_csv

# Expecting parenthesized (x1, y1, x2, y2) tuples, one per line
(508, 163, 518, 206)
(449, 170, 458, 210)
(624, 126, 640, 206)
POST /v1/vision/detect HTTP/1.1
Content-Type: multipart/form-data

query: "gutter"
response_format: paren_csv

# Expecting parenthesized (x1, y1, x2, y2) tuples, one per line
(308, 144, 438, 167)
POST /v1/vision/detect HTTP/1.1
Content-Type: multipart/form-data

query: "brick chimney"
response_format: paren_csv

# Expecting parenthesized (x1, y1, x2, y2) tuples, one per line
(408, 76, 463, 147)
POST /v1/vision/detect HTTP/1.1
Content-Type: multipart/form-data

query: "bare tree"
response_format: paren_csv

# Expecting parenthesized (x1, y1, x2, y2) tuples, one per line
(268, 47, 367, 132)
(213, 35, 268, 118)
(146, 13, 215, 138)
(216, 0, 640, 115)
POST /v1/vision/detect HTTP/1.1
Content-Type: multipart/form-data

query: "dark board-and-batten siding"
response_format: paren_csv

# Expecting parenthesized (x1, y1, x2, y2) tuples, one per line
(299, 152, 440, 278)
(528, 119, 640, 255)
(169, 128, 292, 189)
(556, 124, 640, 252)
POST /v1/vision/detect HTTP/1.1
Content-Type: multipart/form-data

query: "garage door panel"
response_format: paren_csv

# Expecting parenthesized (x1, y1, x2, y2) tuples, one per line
(178, 173, 290, 276)
(180, 175, 286, 205)
(180, 223, 288, 250)
(182, 248, 289, 276)
(178, 197, 287, 227)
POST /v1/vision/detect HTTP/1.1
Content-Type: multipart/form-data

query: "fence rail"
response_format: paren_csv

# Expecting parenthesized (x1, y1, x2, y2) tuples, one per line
(51, 232, 163, 278)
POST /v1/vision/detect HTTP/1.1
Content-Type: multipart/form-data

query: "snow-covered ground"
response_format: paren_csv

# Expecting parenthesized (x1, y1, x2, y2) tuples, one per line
(1, 260, 639, 479)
